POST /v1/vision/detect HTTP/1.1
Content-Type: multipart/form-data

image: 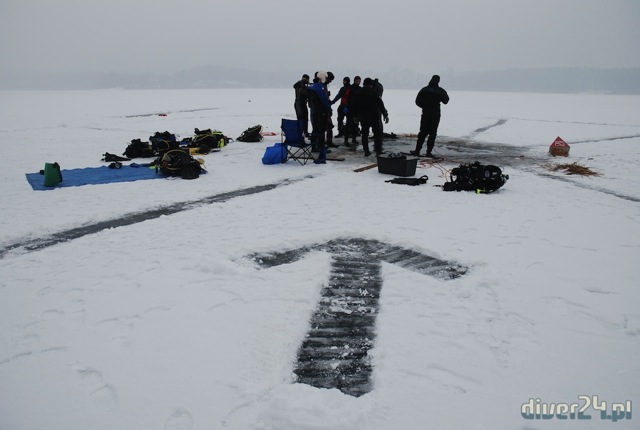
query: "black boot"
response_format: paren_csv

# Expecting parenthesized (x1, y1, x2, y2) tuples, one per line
(410, 143, 423, 156)
(425, 139, 436, 158)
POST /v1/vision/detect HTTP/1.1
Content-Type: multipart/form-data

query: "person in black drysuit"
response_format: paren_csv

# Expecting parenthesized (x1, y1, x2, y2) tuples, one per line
(317, 71, 337, 148)
(373, 78, 385, 134)
(293, 74, 310, 137)
(411, 74, 449, 158)
(351, 77, 389, 156)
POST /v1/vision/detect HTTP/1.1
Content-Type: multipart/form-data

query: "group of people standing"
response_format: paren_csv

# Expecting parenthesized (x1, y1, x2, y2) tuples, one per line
(293, 71, 449, 164)
(293, 71, 388, 163)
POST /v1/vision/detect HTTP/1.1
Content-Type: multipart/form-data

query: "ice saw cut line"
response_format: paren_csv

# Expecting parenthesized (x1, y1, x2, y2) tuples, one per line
(0, 176, 313, 259)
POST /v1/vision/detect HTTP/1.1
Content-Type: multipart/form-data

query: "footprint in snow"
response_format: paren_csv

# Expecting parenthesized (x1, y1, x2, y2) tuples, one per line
(164, 409, 194, 430)
(69, 362, 118, 412)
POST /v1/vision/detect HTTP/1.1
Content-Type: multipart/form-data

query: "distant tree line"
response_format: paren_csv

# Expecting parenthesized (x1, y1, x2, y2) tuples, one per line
(1, 66, 639, 94)
(446, 67, 640, 94)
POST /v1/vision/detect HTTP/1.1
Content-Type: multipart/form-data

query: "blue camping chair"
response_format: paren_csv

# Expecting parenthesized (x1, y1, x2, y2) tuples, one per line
(282, 119, 314, 165)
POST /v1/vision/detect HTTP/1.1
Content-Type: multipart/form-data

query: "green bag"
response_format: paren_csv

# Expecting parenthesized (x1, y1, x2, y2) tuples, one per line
(43, 162, 63, 187)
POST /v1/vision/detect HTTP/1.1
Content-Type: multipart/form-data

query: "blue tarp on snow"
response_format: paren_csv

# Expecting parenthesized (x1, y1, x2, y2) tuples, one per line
(25, 164, 162, 191)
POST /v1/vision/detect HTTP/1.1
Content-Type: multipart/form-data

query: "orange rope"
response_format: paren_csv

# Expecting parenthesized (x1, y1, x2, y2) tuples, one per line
(417, 156, 450, 179)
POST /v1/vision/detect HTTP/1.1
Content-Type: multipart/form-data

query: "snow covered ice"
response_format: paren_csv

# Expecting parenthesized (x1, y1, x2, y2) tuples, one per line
(0, 88, 639, 429)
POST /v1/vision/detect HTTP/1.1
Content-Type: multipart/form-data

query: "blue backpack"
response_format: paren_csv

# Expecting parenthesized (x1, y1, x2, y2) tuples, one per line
(261, 143, 287, 165)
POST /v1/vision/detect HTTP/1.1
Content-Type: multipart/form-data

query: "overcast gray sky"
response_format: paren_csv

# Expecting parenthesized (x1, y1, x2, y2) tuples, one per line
(1, 0, 639, 75)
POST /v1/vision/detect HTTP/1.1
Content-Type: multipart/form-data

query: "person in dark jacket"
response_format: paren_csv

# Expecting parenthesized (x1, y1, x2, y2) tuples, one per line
(293, 74, 310, 137)
(373, 78, 385, 133)
(331, 76, 351, 139)
(351, 77, 389, 156)
(344, 76, 362, 145)
(307, 74, 333, 164)
(321, 71, 337, 148)
(411, 75, 449, 158)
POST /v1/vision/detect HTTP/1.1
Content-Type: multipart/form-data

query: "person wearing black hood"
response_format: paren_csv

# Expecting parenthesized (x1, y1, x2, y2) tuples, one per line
(351, 77, 389, 156)
(293, 74, 310, 137)
(411, 75, 449, 158)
